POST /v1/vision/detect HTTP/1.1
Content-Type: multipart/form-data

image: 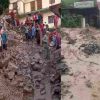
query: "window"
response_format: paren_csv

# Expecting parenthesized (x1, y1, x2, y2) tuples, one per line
(31, 1, 35, 11)
(49, 0, 55, 4)
(48, 15, 54, 23)
(37, 0, 42, 10)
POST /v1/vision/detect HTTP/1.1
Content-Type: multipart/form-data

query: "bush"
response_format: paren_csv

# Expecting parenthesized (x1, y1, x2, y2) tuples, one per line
(61, 15, 82, 28)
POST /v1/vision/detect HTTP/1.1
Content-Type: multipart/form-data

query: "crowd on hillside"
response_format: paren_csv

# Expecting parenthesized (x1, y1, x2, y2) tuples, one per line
(0, 10, 61, 53)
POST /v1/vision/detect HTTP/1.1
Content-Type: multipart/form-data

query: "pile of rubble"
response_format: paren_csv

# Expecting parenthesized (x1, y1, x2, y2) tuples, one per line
(0, 31, 61, 100)
(78, 29, 100, 55)
(79, 42, 100, 55)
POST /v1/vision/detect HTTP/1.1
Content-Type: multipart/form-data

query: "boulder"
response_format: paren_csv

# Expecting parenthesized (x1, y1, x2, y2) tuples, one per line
(31, 64, 41, 71)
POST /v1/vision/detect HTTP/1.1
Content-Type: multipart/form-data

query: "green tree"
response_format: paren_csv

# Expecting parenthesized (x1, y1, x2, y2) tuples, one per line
(0, 0, 9, 15)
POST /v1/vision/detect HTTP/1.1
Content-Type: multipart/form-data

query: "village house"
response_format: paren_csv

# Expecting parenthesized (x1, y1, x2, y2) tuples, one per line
(9, 0, 61, 28)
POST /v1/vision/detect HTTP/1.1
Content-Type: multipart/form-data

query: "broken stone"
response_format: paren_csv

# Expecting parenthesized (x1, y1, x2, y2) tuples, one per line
(57, 63, 69, 74)
(40, 88, 46, 95)
(39, 59, 44, 64)
(86, 80, 93, 88)
(23, 85, 33, 93)
(34, 53, 41, 60)
(11, 80, 18, 86)
(7, 62, 18, 70)
(31, 64, 41, 71)
(7, 71, 15, 79)
(18, 82, 24, 87)
(70, 94, 74, 99)
(0, 56, 10, 68)
(40, 84, 46, 95)
(31, 62, 35, 66)
(41, 68, 46, 74)
(80, 43, 100, 55)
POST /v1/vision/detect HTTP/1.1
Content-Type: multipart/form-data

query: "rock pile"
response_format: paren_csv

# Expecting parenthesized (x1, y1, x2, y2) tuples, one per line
(79, 42, 100, 55)
(0, 30, 62, 100)
(0, 42, 61, 100)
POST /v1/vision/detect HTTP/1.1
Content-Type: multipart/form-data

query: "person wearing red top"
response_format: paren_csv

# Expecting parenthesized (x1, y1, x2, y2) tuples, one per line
(39, 23, 44, 34)
(33, 13, 37, 22)
(54, 15, 59, 29)
(48, 32, 54, 45)
(53, 29, 61, 49)
(15, 16, 20, 26)
(25, 17, 29, 25)
(9, 10, 16, 27)
(9, 10, 15, 19)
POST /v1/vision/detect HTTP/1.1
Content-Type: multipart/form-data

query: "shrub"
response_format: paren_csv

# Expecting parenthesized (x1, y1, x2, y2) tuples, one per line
(61, 15, 82, 28)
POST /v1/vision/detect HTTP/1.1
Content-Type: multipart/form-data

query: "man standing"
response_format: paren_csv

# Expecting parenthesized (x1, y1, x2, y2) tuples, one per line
(1, 28, 8, 50)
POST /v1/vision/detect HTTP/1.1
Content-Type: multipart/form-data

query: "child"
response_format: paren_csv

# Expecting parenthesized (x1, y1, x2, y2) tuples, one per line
(1, 28, 8, 50)
(24, 24, 29, 40)
(36, 24, 40, 45)
(32, 24, 36, 39)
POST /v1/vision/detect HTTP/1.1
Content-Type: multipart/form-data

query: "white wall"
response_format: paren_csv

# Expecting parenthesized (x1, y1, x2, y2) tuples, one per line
(25, 3, 31, 13)
(42, 0, 61, 9)
(23, 0, 35, 3)
(43, 11, 61, 28)
(9, 3, 13, 10)
(9, 0, 17, 3)
(17, 1, 24, 14)
(97, 0, 100, 2)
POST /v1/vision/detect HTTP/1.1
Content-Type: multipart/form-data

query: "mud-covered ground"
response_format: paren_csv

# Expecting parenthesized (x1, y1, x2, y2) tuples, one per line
(0, 30, 61, 100)
(61, 28, 100, 100)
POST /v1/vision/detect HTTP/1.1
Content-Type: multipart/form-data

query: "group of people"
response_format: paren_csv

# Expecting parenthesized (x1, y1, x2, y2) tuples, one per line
(0, 10, 61, 53)
(22, 15, 61, 49)
(20, 12, 61, 50)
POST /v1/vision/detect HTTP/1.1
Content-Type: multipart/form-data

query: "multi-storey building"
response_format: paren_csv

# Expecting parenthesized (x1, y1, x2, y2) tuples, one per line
(9, 0, 61, 28)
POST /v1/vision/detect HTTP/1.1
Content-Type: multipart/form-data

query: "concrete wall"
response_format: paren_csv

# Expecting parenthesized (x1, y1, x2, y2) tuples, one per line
(9, 3, 13, 10)
(10, 0, 17, 3)
(42, 0, 61, 8)
(43, 11, 61, 28)
(23, 0, 35, 3)
(17, 1, 24, 14)
(25, 3, 31, 13)
(9, 0, 61, 14)
(9, 0, 61, 28)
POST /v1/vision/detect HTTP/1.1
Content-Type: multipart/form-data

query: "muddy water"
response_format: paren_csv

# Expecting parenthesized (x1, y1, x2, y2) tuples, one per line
(61, 29, 100, 100)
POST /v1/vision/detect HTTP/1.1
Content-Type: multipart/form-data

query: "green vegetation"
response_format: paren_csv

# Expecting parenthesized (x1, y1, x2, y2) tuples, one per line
(62, 15, 82, 28)
(0, 0, 9, 15)
(62, 0, 80, 8)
